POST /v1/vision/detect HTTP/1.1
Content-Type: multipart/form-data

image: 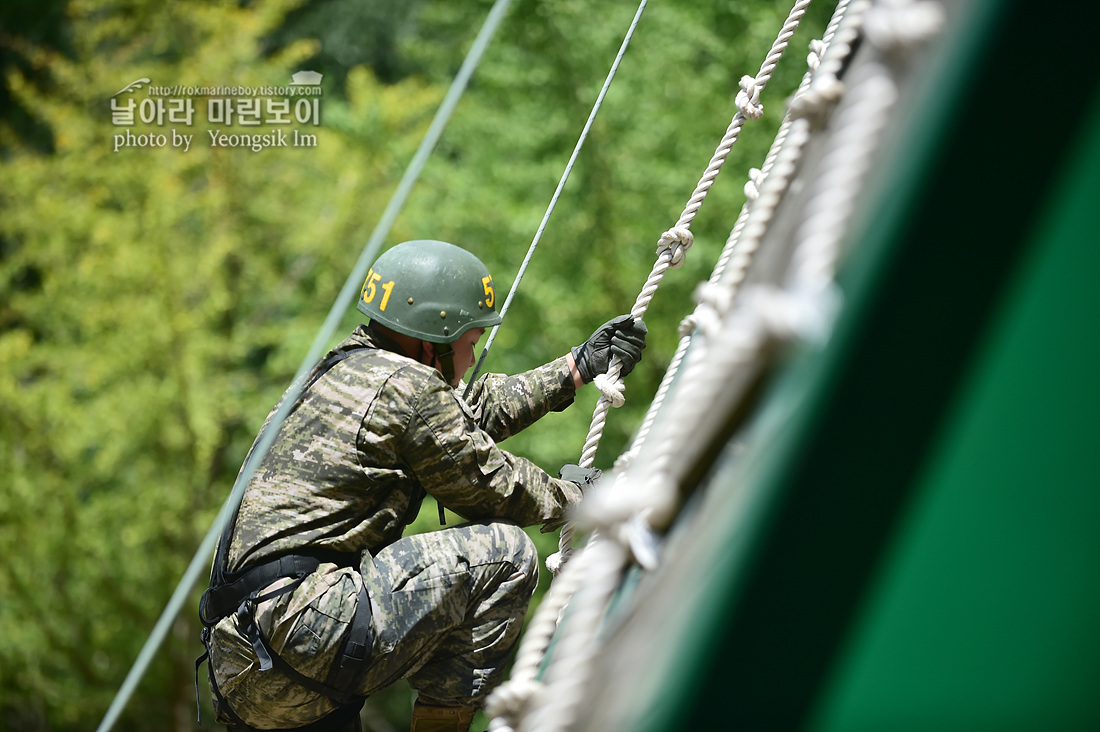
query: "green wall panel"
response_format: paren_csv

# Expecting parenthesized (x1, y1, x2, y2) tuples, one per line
(810, 91, 1100, 732)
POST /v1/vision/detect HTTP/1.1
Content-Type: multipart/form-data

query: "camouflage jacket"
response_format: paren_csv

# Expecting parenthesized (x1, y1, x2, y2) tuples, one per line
(226, 325, 582, 571)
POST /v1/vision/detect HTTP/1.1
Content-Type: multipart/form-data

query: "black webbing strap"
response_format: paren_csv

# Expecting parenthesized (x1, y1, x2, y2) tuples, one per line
(434, 344, 456, 527)
(199, 640, 365, 731)
(196, 551, 372, 724)
(209, 345, 369, 591)
(198, 342, 382, 726)
(200, 553, 330, 627)
(327, 583, 372, 693)
(198, 344, 378, 727)
(242, 601, 362, 707)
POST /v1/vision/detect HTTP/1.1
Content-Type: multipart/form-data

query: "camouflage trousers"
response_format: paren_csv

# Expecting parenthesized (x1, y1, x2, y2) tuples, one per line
(210, 521, 538, 729)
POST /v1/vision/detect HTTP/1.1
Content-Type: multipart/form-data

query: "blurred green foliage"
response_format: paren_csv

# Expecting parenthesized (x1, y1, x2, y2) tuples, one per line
(0, 0, 829, 729)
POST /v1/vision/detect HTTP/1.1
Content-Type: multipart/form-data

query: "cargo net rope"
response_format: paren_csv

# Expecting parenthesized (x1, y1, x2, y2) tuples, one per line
(486, 0, 946, 730)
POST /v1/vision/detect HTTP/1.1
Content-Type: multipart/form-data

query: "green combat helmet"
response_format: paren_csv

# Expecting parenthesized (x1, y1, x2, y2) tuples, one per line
(357, 239, 503, 344)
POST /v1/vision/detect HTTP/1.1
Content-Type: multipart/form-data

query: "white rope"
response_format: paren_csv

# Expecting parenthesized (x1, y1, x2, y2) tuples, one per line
(632, 39, 909, 518)
(592, 0, 874, 536)
(548, 0, 817, 575)
(487, 3, 835, 731)
(615, 0, 855, 476)
(484, 550, 589, 731)
(671, 0, 816, 235)
(714, 0, 854, 289)
(581, 0, 941, 648)
(864, 0, 944, 51)
(512, 0, 947, 727)
(520, 539, 627, 732)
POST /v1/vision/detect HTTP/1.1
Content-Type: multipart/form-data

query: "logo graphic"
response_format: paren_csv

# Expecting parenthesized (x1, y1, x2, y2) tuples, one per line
(113, 78, 151, 97)
(290, 70, 323, 85)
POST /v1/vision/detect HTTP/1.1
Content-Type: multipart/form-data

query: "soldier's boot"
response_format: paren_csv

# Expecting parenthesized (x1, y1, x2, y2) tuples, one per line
(410, 701, 477, 732)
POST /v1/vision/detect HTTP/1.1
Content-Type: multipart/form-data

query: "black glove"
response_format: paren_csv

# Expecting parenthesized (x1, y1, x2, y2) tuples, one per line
(571, 315, 648, 383)
(559, 464, 602, 488)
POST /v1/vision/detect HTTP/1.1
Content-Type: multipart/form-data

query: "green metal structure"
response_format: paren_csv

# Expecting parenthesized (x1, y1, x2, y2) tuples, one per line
(568, 0, 1100, 729)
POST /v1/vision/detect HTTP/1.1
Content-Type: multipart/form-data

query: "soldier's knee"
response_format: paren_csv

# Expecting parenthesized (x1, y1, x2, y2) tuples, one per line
(491, 522, 538, 579)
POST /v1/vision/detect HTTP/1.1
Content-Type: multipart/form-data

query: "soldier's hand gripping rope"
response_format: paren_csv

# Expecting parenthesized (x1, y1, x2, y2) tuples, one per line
(570, 315, 648, 384)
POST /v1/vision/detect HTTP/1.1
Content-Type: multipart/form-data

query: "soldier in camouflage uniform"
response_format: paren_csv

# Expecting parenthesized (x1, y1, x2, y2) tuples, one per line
(200, 240, 647, 731)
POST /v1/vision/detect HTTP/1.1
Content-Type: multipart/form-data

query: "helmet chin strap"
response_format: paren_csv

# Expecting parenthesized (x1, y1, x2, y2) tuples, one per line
(419, 340, 457, 386)
(435, 344, 457, 386)
(426, 342, 456, 528)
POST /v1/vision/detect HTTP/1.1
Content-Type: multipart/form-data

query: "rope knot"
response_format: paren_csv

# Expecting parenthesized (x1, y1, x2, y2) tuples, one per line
(743, 282, 838, 346)
(678, 313, 697, 338)
(545, 549, 567, 575)
(865, 0, 944, 52)
(790, 74, 845, 129)
(694, 280, 736, 333)
(679, 281, 736, 344)
(745, 285, 803, 342)
(656, 226, 694, 269)
(594, 372, 626, 408)
(743, 167, 763, 203)
(735, 74, 765, 120)
(485, 678, 544, 727)
(621, 513, 661, 571)
(807, 38, 827, 73)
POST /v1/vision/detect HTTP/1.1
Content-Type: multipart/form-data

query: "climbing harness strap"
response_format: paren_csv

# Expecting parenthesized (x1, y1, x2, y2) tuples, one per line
(209, 345, 370, 590)
(200, 552, 346, 623)
(196, 550, 373, 723)
(435, 344, 457, 524)
(199, 625, 367, 732)
(197, 345, 375, 726)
